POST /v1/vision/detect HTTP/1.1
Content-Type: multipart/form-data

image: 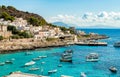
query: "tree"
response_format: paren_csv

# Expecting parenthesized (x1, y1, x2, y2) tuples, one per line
(27, 17, 40, 26)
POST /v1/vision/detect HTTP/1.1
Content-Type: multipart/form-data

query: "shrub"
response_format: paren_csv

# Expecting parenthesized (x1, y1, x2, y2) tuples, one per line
(0, 36, 3, 40)
(0, 12, 15, 21)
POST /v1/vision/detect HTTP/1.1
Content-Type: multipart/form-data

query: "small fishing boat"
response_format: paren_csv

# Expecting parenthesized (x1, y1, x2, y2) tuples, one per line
(38, 55, 47, 58)
(25, 61, 35, 66)
(0, 62, 5, 66)
(25, 52, 33, 55)
(32, 57, 41, 61)
(114, 42, 120, 47)
(29, 67, 40, 71)
(48, 69, 57, 74)
(86, 53, 99, 62)
(5, 60, 13, 64)
(58, 64, 62, 67)
(80, 72, 87, 77)
(61, 75, 73, 77)
(109, 66, 117, 73)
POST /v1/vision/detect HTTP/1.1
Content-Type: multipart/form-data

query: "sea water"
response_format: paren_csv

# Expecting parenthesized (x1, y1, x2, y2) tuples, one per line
(0, 29, 120, 77)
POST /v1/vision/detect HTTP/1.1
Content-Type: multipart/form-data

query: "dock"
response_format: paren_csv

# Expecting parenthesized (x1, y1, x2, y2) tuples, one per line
(75, 41, 107, 46)
(3, 71, 49, 77)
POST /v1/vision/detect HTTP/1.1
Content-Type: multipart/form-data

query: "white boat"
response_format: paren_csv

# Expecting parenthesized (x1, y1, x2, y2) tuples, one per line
(38, 56, 47, 58)
(0, 62, 5, 66)
(109, 66, 117, 73)
(80, 72, 87, 77)
(39, 75, 50, 77)
(29, 67, 40, 71)
(25, 52, 33, 55)
(48, 69, 57, 74)
(61, 75, 73, 77)
(32, 57, 41, 61)
(60, 53, 72, 62)
(58, 64, 62, 67)
(25, 61, 35, 66)
(5, 60, 13, 64)
(114, 42, 120, 47)
(86, 53, 99, 62)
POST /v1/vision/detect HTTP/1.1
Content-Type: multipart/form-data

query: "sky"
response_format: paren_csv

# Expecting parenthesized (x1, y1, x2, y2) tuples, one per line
(0, 0, 120, 28)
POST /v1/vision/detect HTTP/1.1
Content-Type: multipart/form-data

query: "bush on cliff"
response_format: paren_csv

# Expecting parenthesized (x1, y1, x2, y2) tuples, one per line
(27, 16, 46, 26)
(46, 38, 58, 41)
(0, 36, 3, 40)
(0, 12, 15, 22)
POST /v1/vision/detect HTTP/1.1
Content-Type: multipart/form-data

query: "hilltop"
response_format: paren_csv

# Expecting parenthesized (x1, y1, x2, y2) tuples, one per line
(0, 5, 47, 26)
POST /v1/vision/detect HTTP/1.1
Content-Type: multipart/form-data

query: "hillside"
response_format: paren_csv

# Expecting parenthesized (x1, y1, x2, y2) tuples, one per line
(0, 5, 47, 26)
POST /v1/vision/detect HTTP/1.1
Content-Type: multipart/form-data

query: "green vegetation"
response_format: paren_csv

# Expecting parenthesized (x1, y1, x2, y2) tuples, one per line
(0, 12, 15, 21)
(0, 36, 3, 40)
(82, 34, 90, 37)
(27, 17, 46, 26)
(46, 38, 58, 41)
(7, 25, 33, 39)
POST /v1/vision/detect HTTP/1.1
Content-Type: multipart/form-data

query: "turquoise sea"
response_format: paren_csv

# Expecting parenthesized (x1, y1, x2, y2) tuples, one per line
(0, 29, 120, 77)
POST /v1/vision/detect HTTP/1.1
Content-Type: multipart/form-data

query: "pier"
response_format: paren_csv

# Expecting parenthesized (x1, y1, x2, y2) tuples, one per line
(75, 41, 107, 46)
(3, 71, 49, 77)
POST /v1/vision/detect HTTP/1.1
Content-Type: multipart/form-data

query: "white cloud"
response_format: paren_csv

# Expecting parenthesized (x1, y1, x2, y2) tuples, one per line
(47, 12, 120, 28)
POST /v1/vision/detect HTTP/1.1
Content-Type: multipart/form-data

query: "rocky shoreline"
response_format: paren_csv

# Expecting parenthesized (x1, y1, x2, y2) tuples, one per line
(0, 35, 109, 54)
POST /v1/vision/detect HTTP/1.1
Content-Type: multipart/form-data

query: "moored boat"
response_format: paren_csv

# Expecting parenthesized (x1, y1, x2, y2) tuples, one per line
(25, 61, 35, 66)
(25, 52, 33, 55)
(48, 69, 57, 74)
(58, 64, 62, 67)
(5, 60, 13, 64)
(109, 66, 117, 73)
(60, 50, 73, 62)
(0, 62, 5, 66)
(32, 57, 41, 61)
(38, 55, 47, 58)
(114, 42, 120, 47)
(29, 67, 40, 71)
(61, 75, 73, 77)
(80, 72, 87, 77)
(86, 53, 99, 62)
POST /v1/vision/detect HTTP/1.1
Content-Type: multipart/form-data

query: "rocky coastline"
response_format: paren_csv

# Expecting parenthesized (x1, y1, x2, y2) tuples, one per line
(0, 35, 108, 54)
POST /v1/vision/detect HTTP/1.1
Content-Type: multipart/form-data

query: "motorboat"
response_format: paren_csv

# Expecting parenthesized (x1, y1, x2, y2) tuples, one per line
(48, 69, 57, 74)
(0, 62, 5, 66)
(80, 72, 87, 77)
(86, 53, 99, 62)
(5, 60, 13, 64)
(60, 49, 73, 63)
(114, 42, 120, 47)
(29, 67, 40, 71)
(32, 57, 41, 61)
(25, 61, 35, 66)
(109, 66, 117, 73)
(61, 75, 73, 77)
